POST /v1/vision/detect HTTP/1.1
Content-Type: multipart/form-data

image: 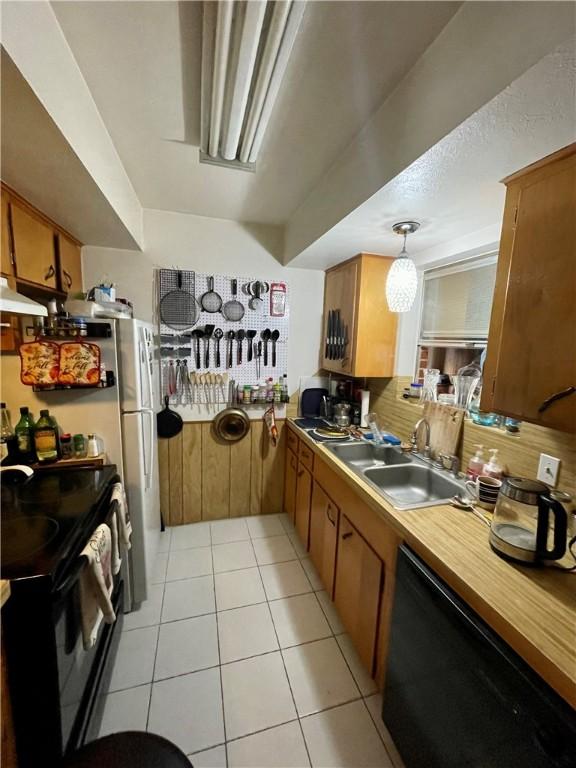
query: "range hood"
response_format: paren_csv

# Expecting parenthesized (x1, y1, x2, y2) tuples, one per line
(0, 277, 47, 316)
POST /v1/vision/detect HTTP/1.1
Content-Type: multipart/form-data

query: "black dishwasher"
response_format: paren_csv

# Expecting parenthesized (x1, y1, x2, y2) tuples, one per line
(383, 545, 576, 768)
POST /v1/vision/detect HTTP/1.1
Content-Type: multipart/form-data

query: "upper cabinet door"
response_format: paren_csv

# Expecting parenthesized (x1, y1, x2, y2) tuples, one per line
(321, 259, 358, 374)
(320, 254, 398, 378)
(482, 146, 576, 432)
(1, 191, 14, 277)
(58, 234, 83, 294)
(11, 202, 57, 289)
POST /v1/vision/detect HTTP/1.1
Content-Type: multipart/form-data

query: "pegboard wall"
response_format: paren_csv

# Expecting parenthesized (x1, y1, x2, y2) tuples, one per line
(158, 269, 289, 406)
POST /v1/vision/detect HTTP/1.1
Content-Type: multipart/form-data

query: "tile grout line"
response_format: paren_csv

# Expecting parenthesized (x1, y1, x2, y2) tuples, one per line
(250, 530, 315, 768)
(361, 697, 398, 765)
(210, 531, 229, 768)
(145, 580, 166, 732)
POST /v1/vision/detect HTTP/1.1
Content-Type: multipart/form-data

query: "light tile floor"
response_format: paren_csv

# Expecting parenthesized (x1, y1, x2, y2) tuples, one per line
(99, 513, 401, 767)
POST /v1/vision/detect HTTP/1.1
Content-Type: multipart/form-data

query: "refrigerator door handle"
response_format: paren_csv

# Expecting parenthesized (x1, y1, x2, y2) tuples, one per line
(140, 412, 149, 486)
(139, 327, 154, 411)
(145, 410, 154, 492)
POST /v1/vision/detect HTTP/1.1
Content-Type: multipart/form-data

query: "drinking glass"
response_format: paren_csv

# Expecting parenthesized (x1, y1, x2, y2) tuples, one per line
(420, 369, 440, 403)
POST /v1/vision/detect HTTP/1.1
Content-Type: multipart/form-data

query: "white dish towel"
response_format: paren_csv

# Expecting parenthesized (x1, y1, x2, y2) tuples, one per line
(79, 523, 116, 650)
(112, 482, 132, 552)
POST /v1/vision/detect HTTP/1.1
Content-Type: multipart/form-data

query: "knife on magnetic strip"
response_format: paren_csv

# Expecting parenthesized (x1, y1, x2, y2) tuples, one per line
(335, 310, 341, 359)
(325, 310, 331, 359)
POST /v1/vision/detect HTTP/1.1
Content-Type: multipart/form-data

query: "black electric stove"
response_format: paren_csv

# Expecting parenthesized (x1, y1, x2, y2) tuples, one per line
(1, 465, 119, 585)
(1, 465, 124, 768)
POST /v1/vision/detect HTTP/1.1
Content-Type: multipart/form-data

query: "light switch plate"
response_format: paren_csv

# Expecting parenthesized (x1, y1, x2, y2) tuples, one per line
(537, 453, 561, 487)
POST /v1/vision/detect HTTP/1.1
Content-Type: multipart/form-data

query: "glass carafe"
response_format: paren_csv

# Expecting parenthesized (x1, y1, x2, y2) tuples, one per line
(489, 478, 568, 564)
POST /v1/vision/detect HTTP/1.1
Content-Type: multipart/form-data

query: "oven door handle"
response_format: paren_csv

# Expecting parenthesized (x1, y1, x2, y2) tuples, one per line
(52, 555, 88, 602)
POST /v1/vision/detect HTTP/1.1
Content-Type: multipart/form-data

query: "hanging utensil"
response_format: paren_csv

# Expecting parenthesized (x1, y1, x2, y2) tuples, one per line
(160, 270, 198, 330)
(191, 328, 204, 368)
(261, 329, 271, 366)
(236, 329, 245, 365)
(249, 281, 264, 310)
(221, 279, 245, 322)
(168, 359, 176, 396)
(247, 330, 257, 361)
(271, 329, 280, 367)
(157, 396, 183, 438)
(204, 324, 215, 368)
(200, 276, 223, 314)
(227, 330, 235, 368)
(213, 328, 223, 367)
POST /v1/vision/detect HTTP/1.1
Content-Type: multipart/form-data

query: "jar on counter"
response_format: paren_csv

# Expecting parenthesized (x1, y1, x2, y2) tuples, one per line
(73, 433, 87, 458)
(87, 434, 99, 458)
(251, 385, 260, 403)
(60, 433, 73, 459)
(259, 383, 267, 402)
(243, 385, 252, 404)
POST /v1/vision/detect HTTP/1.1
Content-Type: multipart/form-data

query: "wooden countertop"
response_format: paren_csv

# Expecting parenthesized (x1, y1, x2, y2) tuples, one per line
(289, 421, 576, 709)
(0, 581, 10, 610)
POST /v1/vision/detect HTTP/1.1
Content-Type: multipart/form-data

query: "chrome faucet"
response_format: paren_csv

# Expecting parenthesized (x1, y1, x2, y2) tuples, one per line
(410, 418, 431, 458)
(436, 453, 461, 477)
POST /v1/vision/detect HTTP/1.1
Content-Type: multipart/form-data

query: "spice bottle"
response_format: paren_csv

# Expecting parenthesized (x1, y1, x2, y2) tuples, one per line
(74, 434, 87, 458)
(60, 433, 73, 459)
(34, 410, 59, 463)
(87, 434, 99, 458)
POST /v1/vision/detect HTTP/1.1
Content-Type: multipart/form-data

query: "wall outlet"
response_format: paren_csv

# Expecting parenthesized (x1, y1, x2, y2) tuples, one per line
(537, 453, 561, 487)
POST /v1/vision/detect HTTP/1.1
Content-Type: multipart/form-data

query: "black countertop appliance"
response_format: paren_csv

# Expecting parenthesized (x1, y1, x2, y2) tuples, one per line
(1, 465, 124, 768)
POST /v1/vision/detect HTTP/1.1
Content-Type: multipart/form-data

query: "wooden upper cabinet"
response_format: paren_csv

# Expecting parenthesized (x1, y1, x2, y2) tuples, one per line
(321, 253, 398, 377)
(58, 234, 83, 294)
(1, 190, 14, 277)
(10, 201, 57, 289)
(481, 144, 576, 432)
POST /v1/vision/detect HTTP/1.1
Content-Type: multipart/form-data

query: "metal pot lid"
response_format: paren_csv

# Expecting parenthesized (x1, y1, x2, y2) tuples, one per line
(501, 477, 549, 504)
(214, 407, 250, 443)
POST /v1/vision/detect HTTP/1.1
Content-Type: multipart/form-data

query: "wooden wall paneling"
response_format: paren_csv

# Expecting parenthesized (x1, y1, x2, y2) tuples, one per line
(250, 420, 265, 515)
(201, 422, 231, 519)
(168, 430, 183, 526)
(262, 420, 286, 515)
(182, 423, 202, 524)
(158, 438, 170, 525)
(230, 432, 253, 518)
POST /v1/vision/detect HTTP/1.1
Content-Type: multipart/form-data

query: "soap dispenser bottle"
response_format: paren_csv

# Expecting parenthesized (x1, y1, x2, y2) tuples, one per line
(483, 448, 503, 479)
(467, 445, 485, 479)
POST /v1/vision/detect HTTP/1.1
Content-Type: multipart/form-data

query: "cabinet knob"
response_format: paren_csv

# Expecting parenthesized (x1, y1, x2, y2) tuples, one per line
(44, 265, 55, 281)
(342, 531, 353, 540)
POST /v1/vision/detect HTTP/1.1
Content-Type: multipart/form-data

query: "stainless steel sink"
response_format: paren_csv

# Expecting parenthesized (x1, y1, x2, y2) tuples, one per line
(327, 442, 411, 468)
(363, 464, 465, 510)
(325, 440, 465, 510)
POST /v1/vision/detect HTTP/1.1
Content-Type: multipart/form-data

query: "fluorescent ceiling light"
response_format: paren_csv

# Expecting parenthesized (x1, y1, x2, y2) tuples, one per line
(0, 277, 47, 316)
(200, 0, 306, 170)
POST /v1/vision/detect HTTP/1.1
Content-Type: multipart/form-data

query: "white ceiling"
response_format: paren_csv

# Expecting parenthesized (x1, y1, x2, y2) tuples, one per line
(51, 0, 461, 224)
(0, 48, 138, 248)
(290, 39, 576, 269)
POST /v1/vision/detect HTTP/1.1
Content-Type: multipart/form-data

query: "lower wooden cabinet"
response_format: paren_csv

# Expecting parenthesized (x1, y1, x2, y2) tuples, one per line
(309, 480, 339, 595)
(334, 515, 383, 673)
(294, 462, 312, 548)
(284, 448, 298, 523)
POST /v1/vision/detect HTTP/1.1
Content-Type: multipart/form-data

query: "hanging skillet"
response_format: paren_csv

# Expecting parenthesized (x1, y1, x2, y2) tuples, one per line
(160, 271, 198, 330)
(157, 396, 183, 438)
(201, 276, 223, 314)
(221, 279, 245, 322)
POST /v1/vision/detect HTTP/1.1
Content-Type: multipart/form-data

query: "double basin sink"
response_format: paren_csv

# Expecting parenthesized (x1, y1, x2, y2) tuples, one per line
(325, 441, 465, 511)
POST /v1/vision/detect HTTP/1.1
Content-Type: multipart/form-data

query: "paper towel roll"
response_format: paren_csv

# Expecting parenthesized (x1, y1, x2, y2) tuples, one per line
(360, 390, 370, 427)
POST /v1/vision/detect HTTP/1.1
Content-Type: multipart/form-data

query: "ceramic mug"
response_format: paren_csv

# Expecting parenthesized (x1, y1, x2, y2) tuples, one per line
(465, 475, 502, 510)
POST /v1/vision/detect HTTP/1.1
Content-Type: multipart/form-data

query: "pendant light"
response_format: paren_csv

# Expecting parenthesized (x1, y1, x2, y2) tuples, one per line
(385, 221, 420, 312)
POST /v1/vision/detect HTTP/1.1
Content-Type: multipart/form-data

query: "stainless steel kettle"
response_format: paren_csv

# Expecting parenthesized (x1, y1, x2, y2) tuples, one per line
(489, 478, 568, 565)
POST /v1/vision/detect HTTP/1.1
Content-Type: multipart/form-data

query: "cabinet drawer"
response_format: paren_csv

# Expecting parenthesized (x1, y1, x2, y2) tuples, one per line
(298, 442, 314, 472)
(287, 428, 299, 454)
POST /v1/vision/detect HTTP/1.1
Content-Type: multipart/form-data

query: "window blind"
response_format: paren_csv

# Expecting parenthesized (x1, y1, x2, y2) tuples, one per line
(420, 255, 497, 341)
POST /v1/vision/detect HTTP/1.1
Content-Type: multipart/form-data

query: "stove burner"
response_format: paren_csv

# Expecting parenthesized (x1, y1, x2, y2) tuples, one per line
(2, 516, 60, 565)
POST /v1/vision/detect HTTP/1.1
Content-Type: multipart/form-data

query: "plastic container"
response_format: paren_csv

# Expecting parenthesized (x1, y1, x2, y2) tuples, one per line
(242, 386, 251, 404)
(467, 444, 485, 480)
(251, 385, 260, 403)
(483, 448, 503, 479)
(410, 382, 423, 398)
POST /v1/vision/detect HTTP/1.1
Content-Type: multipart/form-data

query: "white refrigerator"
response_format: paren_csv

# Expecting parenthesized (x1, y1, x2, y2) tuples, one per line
(116, 320, 161, 608)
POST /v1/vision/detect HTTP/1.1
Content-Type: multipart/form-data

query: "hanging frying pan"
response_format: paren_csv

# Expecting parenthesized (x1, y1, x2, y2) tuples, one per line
(160, 271, 198, 330)
(200, 276, 223, 313)
(157, 396, 183, 438)
(221, 279, 245, 322)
